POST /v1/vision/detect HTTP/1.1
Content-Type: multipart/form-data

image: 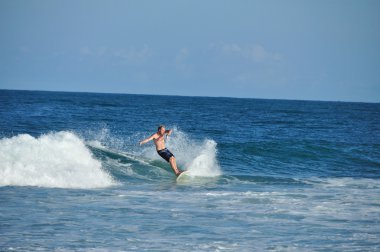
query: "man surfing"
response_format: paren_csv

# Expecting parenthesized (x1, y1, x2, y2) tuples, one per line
(139, 125, 184, 177)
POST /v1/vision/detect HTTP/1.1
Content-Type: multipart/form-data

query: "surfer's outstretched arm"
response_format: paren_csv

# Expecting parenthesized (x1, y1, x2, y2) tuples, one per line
(139, 133, 156, 145)
(165, 129, 172, 135)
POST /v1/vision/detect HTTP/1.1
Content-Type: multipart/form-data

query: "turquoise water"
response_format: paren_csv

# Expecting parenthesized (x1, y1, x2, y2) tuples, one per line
(1, 90, 379, 251)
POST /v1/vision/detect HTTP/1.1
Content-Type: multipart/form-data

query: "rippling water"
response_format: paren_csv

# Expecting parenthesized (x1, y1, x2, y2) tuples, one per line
(1, 89, 379, 251)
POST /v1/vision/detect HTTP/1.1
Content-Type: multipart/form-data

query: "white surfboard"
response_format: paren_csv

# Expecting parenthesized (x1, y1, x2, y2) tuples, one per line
(176, 170, 191, 181)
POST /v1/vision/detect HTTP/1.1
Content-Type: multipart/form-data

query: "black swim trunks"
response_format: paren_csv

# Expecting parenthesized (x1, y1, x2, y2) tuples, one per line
(157, 148, 174, 162)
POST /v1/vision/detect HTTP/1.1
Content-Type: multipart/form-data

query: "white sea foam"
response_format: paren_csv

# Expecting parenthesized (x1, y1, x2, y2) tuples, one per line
(141, 127, 222, 177)
(0, 131, 115, 188)
(307, 177, 380, 189)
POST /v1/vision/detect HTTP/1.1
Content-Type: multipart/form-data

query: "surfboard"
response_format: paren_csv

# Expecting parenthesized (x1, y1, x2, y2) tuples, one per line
(176, 170, 191, 181)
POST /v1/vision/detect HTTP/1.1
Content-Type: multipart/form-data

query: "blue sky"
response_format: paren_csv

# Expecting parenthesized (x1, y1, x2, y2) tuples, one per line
(0, 0, 379, 102)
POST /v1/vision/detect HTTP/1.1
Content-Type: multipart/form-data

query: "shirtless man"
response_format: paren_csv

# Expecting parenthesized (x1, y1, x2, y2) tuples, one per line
(139, 125, 183, 176)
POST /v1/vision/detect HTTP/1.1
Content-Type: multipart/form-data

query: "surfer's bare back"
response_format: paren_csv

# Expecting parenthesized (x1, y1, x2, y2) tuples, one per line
(139, 125, 183, 177)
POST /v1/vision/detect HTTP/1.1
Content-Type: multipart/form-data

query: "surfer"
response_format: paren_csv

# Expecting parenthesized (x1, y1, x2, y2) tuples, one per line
(139, 125, 184, 177)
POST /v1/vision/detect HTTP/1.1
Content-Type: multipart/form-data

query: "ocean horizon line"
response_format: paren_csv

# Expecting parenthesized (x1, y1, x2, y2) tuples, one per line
(1, 88, 379, 105)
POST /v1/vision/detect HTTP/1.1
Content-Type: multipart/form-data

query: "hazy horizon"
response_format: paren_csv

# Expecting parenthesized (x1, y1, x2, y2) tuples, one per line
(3, 88, 380, 104)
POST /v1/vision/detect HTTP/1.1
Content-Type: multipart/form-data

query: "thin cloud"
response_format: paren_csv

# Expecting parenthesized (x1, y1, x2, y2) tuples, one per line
(79, 45, 153, 64)
(211, 42, 282, 63)
(80, 46, 92, 55)
(113, 44, 153, 63)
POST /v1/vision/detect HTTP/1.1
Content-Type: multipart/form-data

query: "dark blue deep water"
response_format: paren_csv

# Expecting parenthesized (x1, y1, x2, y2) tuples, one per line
(1, 89, 379, 251)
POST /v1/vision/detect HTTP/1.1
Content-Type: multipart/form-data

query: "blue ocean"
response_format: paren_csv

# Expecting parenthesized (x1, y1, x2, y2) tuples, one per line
(1, 89, 379, 251)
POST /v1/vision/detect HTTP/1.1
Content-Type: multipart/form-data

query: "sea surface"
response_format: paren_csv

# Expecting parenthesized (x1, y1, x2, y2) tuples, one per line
(1, 89, 379, 251)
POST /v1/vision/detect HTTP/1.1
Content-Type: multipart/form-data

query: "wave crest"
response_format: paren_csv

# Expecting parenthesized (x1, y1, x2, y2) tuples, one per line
(0, 131, 115, 188)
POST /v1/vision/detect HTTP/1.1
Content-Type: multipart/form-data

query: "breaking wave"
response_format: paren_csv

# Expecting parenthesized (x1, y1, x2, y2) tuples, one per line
(0, 131, 116, 189)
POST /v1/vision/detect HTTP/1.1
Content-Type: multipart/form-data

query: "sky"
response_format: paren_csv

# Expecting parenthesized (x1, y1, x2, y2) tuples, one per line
(0, 0, 379, 102)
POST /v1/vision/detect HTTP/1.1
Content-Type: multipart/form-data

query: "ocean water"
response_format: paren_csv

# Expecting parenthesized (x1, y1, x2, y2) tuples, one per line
(0, 89, 379, 251)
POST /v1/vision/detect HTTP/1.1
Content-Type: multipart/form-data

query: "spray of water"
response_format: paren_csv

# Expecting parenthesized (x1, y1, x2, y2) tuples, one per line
(0, 131, 116, 188)
(140, 127, 222, 177)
